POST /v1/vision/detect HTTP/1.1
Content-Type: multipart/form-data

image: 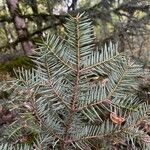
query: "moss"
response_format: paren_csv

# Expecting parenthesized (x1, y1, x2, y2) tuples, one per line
(0, 56, 35, 75)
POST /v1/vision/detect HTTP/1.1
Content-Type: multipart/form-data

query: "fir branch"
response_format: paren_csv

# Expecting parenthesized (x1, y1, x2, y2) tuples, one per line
(63, 13, 81, 148)
(0, 13, 148, 150)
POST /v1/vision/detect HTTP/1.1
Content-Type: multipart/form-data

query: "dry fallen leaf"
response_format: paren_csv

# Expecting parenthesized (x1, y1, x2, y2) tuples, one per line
(110, 112, 125, 124)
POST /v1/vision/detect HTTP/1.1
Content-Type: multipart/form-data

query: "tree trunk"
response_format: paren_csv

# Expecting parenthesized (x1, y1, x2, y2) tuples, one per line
(6, 0, 33, 55)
